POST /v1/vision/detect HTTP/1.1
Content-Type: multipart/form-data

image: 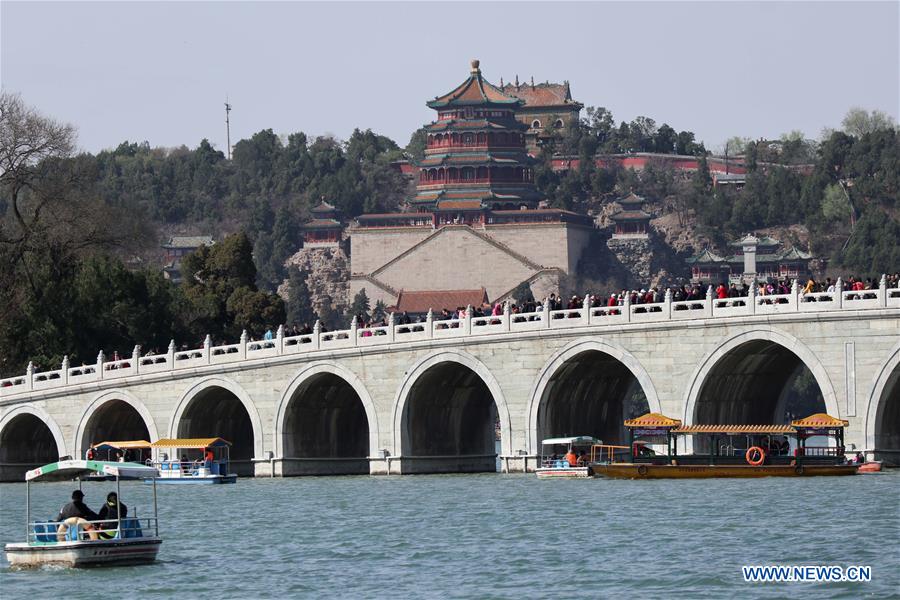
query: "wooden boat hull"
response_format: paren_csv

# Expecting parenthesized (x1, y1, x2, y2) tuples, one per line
(535, 466, 591, 479)
(4, 537, 161, 567)
(591, 463, 859, 479)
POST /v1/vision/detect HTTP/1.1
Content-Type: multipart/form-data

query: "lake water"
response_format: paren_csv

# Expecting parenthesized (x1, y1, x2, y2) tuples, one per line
(1, 472, 898, 598)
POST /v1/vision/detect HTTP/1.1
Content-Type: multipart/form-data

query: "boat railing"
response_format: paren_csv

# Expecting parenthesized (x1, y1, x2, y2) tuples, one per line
(796, 446, 844, 457)
(590, 444, 630, 464)
(28, 516, 159, 544)
(153, 459, 227, 475)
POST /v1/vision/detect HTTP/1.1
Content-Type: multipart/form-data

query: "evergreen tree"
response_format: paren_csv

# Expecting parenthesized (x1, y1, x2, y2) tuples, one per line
(349, 289, 371, 322)
(285, 266, 315, 327)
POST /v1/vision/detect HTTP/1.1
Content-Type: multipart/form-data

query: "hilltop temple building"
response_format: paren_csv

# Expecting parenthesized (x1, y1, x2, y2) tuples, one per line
(348, 60, 593, 309)
(687, 234, 814, 284)
(500, 77, 583, 153)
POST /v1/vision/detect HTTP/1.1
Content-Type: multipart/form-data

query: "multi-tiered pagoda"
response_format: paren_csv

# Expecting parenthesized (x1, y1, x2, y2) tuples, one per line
(413, 60, 542, 217)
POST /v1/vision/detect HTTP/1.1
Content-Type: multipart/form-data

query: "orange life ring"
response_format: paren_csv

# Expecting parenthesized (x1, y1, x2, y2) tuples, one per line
(745, 446, 766, 466)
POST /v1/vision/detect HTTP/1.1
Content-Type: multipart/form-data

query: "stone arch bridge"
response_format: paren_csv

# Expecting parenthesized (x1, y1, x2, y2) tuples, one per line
(2, 283, 898, 480)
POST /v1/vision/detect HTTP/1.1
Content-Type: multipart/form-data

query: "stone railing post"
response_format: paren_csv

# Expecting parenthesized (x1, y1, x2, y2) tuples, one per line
(387, 312, 396, 342)
(276, 325, 284, 354)
(97, 350, 105, 380)
(350, 317, 359, 346)
(503, 300, 511, 331)
(239, 330, 248, 359)
(26, 361, 34, 391)
(61, 355, 70, 385)
(879, 274, 888, 307)
(426, 309, 434, 338)
(543, 297, 551, 328)
(790, 278, 799, 311)
(465, 305, 473, 335)
(623, 291, 632, 322)
(132, 345, 141, 374)
(203, 335, 212, 364)
(167, 340, 175, 370)
(748, 283, 756, 314)
(835, 278, 843, 309)
(312, 320, 321, 350)
(705, 285, 714, 318)
(582, 293, 591, 325)
(663, 288, 672, 320)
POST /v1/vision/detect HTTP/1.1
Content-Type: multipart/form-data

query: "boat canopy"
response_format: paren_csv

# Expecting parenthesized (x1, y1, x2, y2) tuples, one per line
(25, 460, 160, 482)
(150, 438, 232, 449)
(790, 413, 849, 428)
(624, 413, 682, 428)
(541, 436, 601, 446)
(90, 440, 151, 451)
(672, 424, 795, 435)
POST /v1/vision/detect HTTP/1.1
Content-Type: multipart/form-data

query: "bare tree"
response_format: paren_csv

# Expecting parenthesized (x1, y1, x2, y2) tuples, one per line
(0, 91, 77, 245)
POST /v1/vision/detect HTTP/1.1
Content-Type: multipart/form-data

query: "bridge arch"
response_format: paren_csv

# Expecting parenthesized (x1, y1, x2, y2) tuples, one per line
(864, 343, 900, 465)
(683, 328, 839, 428)
(0, 404, 67, 481)
(74, 390, 159, 459)
(170, 376, 264, 475)
(526, 339, 661, 454)
(392, 350, 511, 473)
(274, 362, 379, 475)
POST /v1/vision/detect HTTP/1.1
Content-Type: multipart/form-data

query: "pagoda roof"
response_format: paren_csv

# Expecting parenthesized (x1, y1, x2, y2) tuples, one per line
(730, 234, 781, 247)
(300, 218, 342, 230)
(500, 81, 582, 108)
(686, 248, 727, 264)
(418, 152, 528, 167)
(425, 120, 511, 132)
(610, 209, 651, 222)
(438, 200, 484, 210)
(162, 235, 214, 249)
(427, 60, 522, 109)
(778, 246, 813, 260)
(617, 192, 645, 206)
(790, 413, 849, 428)
(311, 200, 337, 213)
(624, 413, 682, 428)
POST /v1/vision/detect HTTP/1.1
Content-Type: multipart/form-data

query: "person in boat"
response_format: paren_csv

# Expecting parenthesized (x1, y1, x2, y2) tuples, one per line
(56, 490, 100, 523)
(204, 448, 214, 466)
(97, 492, 128, 538)
(855, 451, 866, 464)
(564, 448, 578, 467)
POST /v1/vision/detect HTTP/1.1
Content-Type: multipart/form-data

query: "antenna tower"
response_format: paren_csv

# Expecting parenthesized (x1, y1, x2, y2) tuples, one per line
(224, 99, 232, 160)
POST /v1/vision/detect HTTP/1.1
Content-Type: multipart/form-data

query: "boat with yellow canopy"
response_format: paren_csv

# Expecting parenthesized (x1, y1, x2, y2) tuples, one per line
(590, 413, 859, 478)
(147, 438, 237, 484)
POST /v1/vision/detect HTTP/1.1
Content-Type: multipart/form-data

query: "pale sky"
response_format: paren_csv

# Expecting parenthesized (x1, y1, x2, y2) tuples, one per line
(2, 1, 898, 154)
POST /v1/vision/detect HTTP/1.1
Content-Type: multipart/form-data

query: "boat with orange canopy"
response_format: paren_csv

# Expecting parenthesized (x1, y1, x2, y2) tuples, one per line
(590, 413, 859, 478)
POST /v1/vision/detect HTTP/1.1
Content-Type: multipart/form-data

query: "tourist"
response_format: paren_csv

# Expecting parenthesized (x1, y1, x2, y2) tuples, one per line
(564, 447, 578, 467)
(56, 490, 99, 522)
(97, 492, 128, 531)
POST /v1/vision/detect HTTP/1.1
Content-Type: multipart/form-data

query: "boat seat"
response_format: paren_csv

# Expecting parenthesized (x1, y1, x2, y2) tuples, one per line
(32, 522, 56, 543)
(121, 518, 143, 538)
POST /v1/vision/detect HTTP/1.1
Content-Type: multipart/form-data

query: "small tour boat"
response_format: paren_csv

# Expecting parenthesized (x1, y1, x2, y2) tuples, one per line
(147, 437, 237, 484)
(536, 436, 607, 478)
(857, 461, 883, 473)
(591, 413, 859, 479)
(84, 440, 152, 480)
(4, 460, 162, 568)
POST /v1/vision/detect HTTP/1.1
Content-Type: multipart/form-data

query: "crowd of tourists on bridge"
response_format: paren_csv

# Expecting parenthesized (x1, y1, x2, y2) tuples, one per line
(36, 273, 894, 375)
